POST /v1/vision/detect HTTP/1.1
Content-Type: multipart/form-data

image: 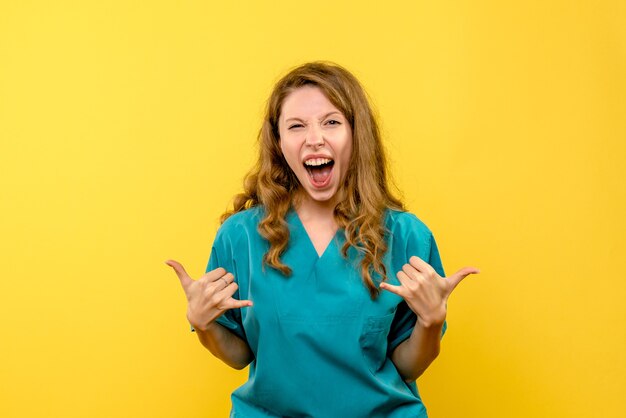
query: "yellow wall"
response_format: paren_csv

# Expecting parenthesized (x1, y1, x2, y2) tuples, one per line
(1, 1, 624, 417)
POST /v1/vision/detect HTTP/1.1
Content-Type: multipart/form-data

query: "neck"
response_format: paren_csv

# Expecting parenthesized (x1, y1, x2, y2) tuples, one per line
(292, 190, 337, 223)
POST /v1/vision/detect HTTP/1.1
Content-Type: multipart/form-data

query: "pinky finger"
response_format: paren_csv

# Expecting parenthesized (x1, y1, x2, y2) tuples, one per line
(225, 298, 254, 309)
(380, 282, 405, 297)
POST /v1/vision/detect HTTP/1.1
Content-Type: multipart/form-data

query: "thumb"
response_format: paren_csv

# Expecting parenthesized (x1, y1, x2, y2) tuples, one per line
(165, 259, 193, 289)
(446, 266, 480, 293)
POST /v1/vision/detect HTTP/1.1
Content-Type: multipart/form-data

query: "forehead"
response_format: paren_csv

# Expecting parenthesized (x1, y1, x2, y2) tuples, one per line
(280, 85, 341, 120)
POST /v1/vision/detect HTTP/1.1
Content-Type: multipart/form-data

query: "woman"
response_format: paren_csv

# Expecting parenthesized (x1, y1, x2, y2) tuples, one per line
(167, 61, 478, 417)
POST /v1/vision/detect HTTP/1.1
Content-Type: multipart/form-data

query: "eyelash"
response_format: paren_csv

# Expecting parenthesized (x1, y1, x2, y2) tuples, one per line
(288, 120, 341, 130)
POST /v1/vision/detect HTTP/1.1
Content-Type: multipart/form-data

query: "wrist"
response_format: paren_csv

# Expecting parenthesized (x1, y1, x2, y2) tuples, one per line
(417, 309, 446, 329)
(190, 320, 220, 334)
(187, 311, 214, 332)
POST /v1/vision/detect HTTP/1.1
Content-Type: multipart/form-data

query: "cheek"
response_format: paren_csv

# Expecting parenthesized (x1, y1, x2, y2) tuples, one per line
(278, 137, 290, 159)
(341, 133, 353, 164)
(279, 141, 299, 169)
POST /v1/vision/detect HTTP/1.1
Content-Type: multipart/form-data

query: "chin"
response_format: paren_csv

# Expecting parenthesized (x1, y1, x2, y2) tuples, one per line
(306, 188, 339, 203)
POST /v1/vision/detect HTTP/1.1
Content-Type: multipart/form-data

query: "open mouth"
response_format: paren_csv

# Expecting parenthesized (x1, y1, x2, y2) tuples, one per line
(303, 158, 334, 187)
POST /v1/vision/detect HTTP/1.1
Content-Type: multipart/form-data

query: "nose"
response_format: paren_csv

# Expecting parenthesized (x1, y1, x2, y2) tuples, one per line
(305, 125, 324, 147)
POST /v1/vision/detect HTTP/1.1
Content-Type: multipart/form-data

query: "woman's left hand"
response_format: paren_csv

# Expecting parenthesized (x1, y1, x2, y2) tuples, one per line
(380, 256, 479, 327)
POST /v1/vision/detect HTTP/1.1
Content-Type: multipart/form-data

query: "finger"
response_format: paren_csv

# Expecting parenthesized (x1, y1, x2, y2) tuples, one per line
(222, 298, 254, 309)
(219, 272, 235, 288)
(215, 281, 240, 300)
(379, 281, 407, 298)
(396, 270, 415, 288)
(165, 259, 193, 289)
(446, 266, 480, 293)
(408, 256, 437, 277)
(202, 267, 228, 282)
(206, 272, 234, 291)
(401, 263, 422, 282)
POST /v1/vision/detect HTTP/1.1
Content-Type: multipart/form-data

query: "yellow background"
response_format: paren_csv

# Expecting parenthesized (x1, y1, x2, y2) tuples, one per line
(1, 1, 624, 417)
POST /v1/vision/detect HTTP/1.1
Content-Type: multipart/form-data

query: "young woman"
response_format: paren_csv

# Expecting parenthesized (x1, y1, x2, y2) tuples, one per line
(167, 61, 478, 417)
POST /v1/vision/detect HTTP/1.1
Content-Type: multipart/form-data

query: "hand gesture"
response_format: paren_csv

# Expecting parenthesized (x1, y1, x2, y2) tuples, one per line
(380, 256, 479, 327)
(166, 259, 253, 331)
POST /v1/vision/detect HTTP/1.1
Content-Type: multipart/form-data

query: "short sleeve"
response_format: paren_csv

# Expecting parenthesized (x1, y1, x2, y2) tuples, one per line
(189, 225, 247, 342)
(387, 227, 448, 355)
(206, 240, 247, 340)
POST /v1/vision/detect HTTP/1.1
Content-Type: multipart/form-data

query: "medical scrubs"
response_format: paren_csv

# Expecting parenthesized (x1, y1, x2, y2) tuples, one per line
(204, 205, 447, 418)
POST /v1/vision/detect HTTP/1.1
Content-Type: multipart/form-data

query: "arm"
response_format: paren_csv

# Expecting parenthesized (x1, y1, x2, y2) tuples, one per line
(194, 321, 254, 370)
(166, 259, 254, 370)
(380, 255, 478, 381)
(390, 318, 444, 381)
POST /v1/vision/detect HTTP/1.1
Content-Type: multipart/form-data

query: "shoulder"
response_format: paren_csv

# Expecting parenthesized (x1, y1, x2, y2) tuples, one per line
(383, 208, 433, 240)
(384, 208, 443, 271)
(220, 205, 265, 230)
(214, 205, 265, 245)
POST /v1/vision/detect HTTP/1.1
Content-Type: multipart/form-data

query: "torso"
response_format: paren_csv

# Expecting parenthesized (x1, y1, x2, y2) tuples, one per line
(209, 205, 445, 417)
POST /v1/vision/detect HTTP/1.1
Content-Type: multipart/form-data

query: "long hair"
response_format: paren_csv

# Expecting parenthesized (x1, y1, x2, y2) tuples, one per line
(221, 61, 405, 299)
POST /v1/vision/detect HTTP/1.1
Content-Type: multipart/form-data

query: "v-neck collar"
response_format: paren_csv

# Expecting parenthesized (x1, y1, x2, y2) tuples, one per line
(287, 207, 341, 260)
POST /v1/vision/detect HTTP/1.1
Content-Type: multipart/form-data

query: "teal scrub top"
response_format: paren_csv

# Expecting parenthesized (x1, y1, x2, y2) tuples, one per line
(205, 205, 447, 418)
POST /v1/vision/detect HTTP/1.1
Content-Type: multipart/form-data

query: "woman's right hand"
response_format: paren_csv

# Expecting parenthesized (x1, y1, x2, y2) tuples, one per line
(166, 259, 253, 331)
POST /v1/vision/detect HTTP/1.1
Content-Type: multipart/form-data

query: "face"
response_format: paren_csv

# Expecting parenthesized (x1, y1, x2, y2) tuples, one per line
(278, 85, 352, 206)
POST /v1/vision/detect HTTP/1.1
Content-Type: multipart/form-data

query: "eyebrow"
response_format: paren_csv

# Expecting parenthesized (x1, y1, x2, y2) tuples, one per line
(284, 111, 342, 123)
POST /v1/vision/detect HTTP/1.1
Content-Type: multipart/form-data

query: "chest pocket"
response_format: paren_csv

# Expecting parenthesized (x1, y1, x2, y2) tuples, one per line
(359, 312, 396, 374)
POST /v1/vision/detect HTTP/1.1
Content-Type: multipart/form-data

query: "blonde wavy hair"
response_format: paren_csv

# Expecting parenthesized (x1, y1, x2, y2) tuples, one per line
(221, 61, 405, 299)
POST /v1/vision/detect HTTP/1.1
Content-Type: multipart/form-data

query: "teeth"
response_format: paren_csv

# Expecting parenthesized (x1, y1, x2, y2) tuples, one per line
(304, 158, 332, 167)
